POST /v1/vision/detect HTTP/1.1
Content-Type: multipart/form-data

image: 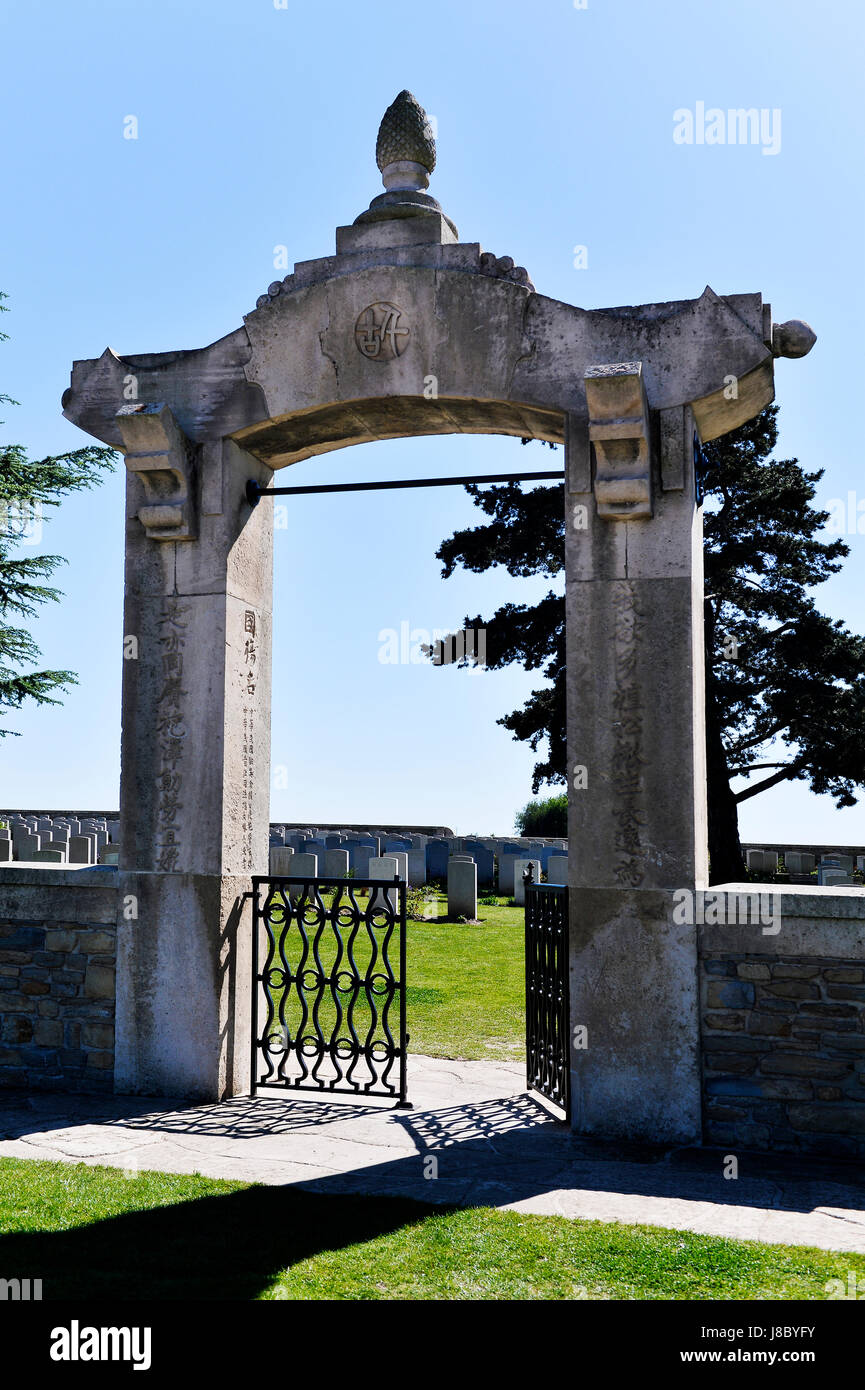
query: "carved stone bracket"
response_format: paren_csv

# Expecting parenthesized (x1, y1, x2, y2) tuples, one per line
(585, 361, 653, 519)
(116, 403, 198, 540)
(658, 403, 696, 492)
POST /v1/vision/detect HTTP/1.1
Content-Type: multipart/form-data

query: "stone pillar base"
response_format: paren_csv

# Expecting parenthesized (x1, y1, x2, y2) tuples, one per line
(569, 888, 701, 1145)
(114, 872, 252, 1100)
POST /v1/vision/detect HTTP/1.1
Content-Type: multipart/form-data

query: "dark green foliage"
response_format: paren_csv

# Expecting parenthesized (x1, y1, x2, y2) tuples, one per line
(0, 293, 116, 734)
(514, 793, 567, 836)
(432, 407, 865, 881)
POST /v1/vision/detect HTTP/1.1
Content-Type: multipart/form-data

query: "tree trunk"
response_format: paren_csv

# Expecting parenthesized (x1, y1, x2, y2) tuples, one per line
(704, 601, 746, 884)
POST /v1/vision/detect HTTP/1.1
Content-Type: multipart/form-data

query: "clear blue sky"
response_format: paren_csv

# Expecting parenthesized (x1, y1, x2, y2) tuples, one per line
(1, 0, 863, 842)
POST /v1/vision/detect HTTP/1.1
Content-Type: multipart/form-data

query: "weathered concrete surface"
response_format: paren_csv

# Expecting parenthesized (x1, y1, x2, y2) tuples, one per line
(114, 873, 252, 1101)
(564, 409, 707, 1145)
(111, 433, 271, 1100)
(1, 1057, 863, 1254)
(570, 890, 702, 1144)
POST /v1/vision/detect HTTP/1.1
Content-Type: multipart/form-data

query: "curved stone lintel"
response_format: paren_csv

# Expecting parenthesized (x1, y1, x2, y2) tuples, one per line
(62, 264, 788, 473)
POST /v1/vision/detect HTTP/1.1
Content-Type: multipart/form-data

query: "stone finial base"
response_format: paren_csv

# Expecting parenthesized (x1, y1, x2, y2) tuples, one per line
(354, 189, 458, 238)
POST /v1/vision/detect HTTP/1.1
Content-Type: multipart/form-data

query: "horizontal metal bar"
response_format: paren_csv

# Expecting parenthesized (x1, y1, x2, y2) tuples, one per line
(253, 1081, 405, 1100)
(246, 469, 564, 505)
(252, 874, 402, 889)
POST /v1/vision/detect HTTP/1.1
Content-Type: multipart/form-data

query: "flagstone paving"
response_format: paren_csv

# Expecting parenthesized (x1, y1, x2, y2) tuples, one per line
(2, 1056, 864, 1253)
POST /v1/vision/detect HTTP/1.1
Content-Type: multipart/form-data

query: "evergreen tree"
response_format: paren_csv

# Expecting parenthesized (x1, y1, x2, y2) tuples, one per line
(0, 294, 116, 734)
(432, 406, 865, 882)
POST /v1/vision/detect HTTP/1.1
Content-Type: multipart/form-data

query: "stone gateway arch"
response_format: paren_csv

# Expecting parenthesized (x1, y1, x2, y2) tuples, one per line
(62, 92, 815, 1142)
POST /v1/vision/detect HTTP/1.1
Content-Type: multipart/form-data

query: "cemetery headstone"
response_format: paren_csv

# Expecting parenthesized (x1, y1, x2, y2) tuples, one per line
(388, 851, 409, 883)
(497, 849, 523, 897)
(462, 844, 494, 887)
(287, 851, 318, 899)
(514, 859, 542, 906)
(546, 853, 568, 884)
(821, 868, 854, 887)
(448, 856, 477, 919)
(425, 839, 450, 880)
(368, 855, 400, 911)
(269, 846, 295, 875)
(15, 832, 40, 860)
(407, 849, 427, 886)
(785, 852, 815, 874)
(323, 848, 350, 879)
(348, 844, 374, 876)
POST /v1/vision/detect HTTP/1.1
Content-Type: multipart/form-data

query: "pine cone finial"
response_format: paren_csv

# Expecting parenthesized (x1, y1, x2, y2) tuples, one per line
(376, 91, 436, 176)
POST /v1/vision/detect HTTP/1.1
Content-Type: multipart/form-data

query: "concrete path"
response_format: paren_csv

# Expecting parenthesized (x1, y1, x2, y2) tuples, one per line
(2, 1055, 865, 1254)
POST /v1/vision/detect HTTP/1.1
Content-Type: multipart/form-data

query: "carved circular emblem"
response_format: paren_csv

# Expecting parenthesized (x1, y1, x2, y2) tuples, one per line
(354, 302, 410, 362)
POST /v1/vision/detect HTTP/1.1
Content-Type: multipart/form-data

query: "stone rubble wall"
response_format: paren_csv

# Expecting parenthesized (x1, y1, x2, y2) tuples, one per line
(699, 888, 865, 1159)
(0, 870, 117, 1093)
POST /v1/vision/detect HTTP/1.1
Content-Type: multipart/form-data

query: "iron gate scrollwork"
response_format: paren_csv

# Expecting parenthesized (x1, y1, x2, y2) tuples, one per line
(251, 874, 409, 1104)
(524, 867, 571, 1120)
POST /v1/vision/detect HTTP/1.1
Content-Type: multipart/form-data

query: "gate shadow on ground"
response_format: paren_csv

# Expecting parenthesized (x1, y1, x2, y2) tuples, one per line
(0, 1183, 442, 1300)
(2, 1087, 865, 1299)
(97, 1093, 865, 1218)
(4, 1089, 865, 1229)
(101, 1089, 558, 1140)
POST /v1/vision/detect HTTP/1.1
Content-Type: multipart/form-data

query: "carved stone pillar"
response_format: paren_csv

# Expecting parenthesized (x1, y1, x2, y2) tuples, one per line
(114, 429, 273, 1099)
(565, 375, 707, 1143)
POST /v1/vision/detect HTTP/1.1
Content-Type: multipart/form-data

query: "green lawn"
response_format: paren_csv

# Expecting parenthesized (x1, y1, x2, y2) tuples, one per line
(263, 886, 525, 1063)
(405, 890, 524, 1060)
(0, 1157, 861, 1300)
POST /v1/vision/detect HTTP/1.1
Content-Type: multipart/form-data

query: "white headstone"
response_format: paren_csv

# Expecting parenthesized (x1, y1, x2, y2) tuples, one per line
(369, 855, 400, 911)
(388, 851, 408, 883)
(514, 859, 542, 906)
(546, 853, 568, 885)
(447, 857, 477, 919)
(269, 846, 295, 875)
(784, 851, 815, 874)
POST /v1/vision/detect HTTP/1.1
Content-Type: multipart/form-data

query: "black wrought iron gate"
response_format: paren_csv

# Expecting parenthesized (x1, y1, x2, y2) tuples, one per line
(524, 870, 571, 1120)
(251, 874, 409, 1104)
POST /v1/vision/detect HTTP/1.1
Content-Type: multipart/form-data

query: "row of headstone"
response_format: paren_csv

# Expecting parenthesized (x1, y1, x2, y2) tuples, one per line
(269, 839, 567, 910)
(446, 852, 567, 918)
(424, 838, 566, 889)
(816, 854, 859, 887)
(0, 813, 118, 865)
(745, 848, 863, 885)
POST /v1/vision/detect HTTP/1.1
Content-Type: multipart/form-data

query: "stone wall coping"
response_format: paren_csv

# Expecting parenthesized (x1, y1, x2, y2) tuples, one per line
(701, 884, 865, 959)
(0, 870, 118, 926)
(741, 842, 864, 856)
(0, 866, 119, 888)
(711, 883, 865, 918)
